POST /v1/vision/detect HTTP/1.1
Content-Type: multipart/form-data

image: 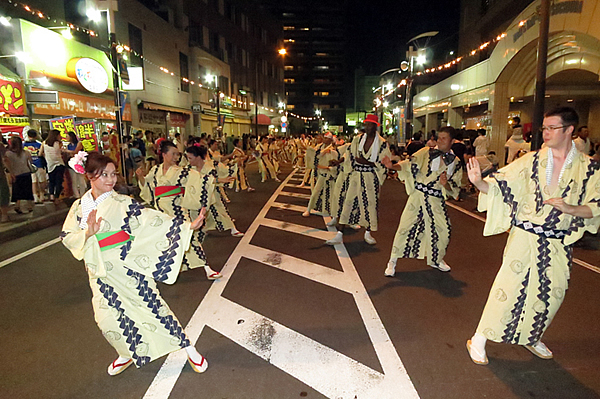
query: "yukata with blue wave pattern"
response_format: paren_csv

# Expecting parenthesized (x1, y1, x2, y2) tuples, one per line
(61, 192, 195, 368)
(475, 148, 600, 346)
(390, 147, 462, 266)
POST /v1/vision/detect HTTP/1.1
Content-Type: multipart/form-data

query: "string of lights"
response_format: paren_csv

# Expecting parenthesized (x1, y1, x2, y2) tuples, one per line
(287, 112, 321, 121)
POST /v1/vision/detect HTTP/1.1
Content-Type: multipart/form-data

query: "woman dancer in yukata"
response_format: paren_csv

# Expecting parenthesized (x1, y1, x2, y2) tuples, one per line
(186, 144, 245, 237)
(62, 151, 209, 376)
(136, 140, 223, 280)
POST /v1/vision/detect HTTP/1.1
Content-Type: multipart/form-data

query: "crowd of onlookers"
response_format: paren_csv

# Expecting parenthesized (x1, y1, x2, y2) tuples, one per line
(0, 129, 116, 223)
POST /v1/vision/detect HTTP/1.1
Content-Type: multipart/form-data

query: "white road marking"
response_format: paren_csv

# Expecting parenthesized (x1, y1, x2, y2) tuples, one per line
(0, 237, 61, 269)
(144, 169, 420, 399)
(446, 200, 600, 275)
(277, 191, 312, 200)
(271, 202, 307, 213)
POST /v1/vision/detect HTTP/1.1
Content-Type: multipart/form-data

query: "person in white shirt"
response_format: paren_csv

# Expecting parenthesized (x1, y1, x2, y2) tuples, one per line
(573, 125, 591, 156)
(505, 117, 530, 164)
(473, 129, 490, 157)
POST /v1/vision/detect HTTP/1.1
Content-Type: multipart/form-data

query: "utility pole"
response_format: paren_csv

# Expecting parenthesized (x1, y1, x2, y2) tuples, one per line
(531, 0, 551, 151)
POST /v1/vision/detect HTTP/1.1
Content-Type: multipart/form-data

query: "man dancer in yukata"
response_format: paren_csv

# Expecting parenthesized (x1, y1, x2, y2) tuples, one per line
(326, 114, 391, 245)
(465, 107, 600, 365)
(303, 133, 339, 217)
(385, 126, 462, 275)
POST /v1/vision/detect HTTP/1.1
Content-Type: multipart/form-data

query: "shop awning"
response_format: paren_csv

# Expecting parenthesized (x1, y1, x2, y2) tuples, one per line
(251, 114, 272, 125)
(141, 101, 192, 115)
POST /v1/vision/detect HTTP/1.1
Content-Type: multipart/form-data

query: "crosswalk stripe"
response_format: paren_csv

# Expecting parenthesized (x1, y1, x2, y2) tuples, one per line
(143, 169, 420, 399)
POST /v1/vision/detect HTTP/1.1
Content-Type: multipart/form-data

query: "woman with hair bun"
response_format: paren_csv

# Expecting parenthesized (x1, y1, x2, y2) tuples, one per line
(186, 144, 245, 237)
(61, 151, 210, 376)
(136, 140, 223, 280)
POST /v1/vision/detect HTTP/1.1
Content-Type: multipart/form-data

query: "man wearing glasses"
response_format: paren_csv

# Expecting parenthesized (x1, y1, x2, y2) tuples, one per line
(465, 107, 600, 365)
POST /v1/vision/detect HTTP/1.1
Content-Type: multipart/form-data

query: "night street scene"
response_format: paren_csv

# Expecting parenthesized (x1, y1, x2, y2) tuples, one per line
(1, 0, 600, 398)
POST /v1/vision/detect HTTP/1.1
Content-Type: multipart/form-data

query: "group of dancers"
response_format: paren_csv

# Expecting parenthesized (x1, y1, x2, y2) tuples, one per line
(60, 106, 600, 378)
(297, 109, 600, 367)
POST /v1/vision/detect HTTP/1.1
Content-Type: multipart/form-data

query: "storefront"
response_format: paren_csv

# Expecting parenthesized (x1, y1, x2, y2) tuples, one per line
(12, 19, 131, 150)
(413, 0, 600, 164)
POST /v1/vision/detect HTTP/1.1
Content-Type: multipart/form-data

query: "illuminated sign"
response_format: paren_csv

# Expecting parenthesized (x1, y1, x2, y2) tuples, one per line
(75, 120, 98, 152)
(33, 91, 132, 121)
(0, 78, 25, 115)
(67, 58, 109, 94)
(50, 116, 75, 141)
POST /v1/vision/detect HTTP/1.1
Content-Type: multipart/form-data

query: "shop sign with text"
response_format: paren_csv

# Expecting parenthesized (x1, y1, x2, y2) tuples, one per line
(50, 116, 75, 141)
(34, 91, 131, 121)
(0, 78, 25, 115)
(75, 120, 98, 152)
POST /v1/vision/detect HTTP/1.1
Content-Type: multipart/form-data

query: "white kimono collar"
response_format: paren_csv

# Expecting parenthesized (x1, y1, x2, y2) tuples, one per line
(79, 190, 114, 229)
(359, 133, 381, 163)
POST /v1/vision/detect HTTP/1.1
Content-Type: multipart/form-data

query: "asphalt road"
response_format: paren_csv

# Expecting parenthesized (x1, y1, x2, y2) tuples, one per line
(1, 162, 599, 399)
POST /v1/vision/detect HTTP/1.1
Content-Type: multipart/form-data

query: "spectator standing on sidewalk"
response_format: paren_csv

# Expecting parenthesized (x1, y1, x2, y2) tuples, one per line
(41, 129, 66, 204)
(465, 107, 600, 365)
(406, 131, 425, 156)
(0, 138, 10, 222)
(573, 125, 592, 156)
(473, 129, 490, 157)
(4, 136, 34, 213)
(23, 129, 47, 203)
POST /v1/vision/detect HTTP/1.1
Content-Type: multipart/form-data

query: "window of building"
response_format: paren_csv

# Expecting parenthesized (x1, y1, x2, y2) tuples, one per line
(225, 1, 235, 21)
(284, 39, 295, 43)
(128, 23, 143, 67)
(282, 13, 295, 17)
(314, 78, 330, 83)
(314, 92, 330, 97)
(179, 52, 189, 92)
(284, 65, 294, 71)
(286, 104, 295, 110)
(210, 31, 220, 52)
(283, 26, 295, 31)
(189, 22, 203, 48)
(227, 42, 234, 63)
(218, 0, 225, 15)
(284, 78, 295, 83)
(315, 66, 329, 70)
(315, 53, 328, 57)
(241, 49, 247, 67)
(219, 75, 229, 95)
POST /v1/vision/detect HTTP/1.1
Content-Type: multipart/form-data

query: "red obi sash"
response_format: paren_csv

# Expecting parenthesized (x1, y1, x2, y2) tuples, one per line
(155, 185, 185, 198)
(96, 230, 134, 252)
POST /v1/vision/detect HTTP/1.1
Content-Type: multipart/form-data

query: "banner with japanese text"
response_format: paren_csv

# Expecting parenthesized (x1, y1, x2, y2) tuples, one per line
(50, 116, 75, 141)
(75, 120, 98, 152)
(0, 78, 25, 115)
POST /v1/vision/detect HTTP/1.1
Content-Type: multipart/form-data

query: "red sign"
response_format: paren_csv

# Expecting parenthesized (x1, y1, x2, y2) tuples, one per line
(75, 120, 98, 152)
(50, 116, 76, 141)
(0, 78, 25, 115)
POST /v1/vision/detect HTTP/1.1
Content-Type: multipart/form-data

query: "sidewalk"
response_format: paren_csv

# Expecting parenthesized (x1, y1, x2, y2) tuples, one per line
(0, 200, 75, 243)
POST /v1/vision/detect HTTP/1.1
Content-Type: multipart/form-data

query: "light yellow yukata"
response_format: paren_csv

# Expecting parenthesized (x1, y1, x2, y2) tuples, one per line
(232, 147, 250, 191)
(338, 133, 391, 231)
(140, 164, 210, 270)
(306, 144, 340, 215)
(475, 147, 600, 345)
(330, 143, 352, 221)
(61, 191, 194, 368)
(390, 147, 462, 265)
(194, 161, 236, 233)
(256, 142, 277, 181)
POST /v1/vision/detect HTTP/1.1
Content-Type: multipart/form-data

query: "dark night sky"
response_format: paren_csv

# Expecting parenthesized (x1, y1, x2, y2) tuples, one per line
(345, 0, 462, 75)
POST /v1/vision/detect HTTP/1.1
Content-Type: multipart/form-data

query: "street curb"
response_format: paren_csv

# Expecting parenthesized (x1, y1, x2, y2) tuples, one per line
(0, 208, 69, 243)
